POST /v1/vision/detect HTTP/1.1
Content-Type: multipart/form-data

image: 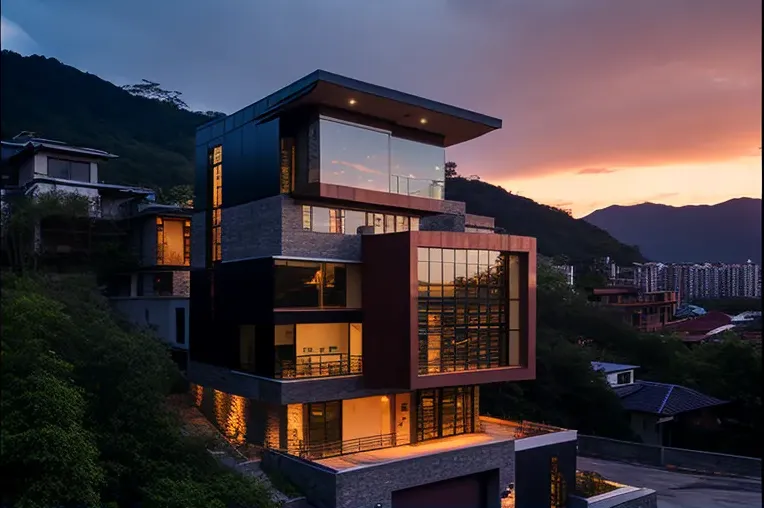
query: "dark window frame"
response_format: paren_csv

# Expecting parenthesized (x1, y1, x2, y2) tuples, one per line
(274, 259, 353, 309)
(47, 157, 91, 182)
(417, 248, 513, 374)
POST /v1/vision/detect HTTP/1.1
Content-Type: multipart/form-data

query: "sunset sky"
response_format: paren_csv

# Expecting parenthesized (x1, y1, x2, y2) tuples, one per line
(2, 0, 761, 217)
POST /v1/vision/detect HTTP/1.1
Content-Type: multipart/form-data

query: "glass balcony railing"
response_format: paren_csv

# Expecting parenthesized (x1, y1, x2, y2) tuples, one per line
(390, 174, 444, 200)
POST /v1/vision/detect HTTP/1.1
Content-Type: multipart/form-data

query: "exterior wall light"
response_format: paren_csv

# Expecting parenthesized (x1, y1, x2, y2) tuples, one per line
(348, 98, 357, 105)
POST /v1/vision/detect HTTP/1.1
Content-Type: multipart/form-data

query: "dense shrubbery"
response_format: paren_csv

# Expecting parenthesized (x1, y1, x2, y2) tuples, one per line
(483, 261, 762, 456)
(1, 273, 276, 508)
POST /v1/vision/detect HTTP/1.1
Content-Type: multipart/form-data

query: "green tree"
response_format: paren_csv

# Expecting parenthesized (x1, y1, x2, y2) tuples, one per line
(157, 184, 194, 207)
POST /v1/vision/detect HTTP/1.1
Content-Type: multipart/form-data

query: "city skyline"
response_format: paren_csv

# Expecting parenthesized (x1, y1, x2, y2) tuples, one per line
(1, 0, 761, 217)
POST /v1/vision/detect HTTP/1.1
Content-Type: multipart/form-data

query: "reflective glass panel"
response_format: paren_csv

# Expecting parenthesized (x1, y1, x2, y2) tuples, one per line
(391, 137, 445, 200)
(319, 119, 390, 193)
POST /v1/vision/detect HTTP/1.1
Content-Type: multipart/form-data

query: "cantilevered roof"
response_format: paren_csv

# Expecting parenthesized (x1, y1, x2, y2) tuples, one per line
(591, 361, 640, 374)
(199, 70, 502, 147)
(613, 380, 727, 416)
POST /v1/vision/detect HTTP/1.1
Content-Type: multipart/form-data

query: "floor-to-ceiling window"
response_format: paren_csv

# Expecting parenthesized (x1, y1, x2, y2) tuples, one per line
(417, 248, 524, 374)
(416, 386, 477, 442)
(273, 323, 363, 379)
(306, 401, 342, 457)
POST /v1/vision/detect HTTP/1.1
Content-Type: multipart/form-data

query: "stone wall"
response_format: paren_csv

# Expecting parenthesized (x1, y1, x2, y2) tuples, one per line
(281, 198, 363, 260)
(187, 361, 401, 406)
(578, 435, 761, 478)
(420, 213, 466, 233)
(222, 195, 283, 262)
(335, 439, 515, 508)
(261, 452, 337, 508)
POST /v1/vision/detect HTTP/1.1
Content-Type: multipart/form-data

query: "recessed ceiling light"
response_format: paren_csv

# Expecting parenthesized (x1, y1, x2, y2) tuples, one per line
(419, 118, 428, 125)
(348, 98, 357, 105)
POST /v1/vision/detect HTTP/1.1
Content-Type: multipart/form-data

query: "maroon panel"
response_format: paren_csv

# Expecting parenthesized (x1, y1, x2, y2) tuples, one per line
(361, 232, 413, 389)
(296, 182, 460, 214)
(362, 230, 538, 391)
(391, 473, 487, 508)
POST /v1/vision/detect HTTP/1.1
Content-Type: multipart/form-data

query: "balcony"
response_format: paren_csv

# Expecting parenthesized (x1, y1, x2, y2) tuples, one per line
(273, 416, 572, 469)
(275, 354, 363, 379)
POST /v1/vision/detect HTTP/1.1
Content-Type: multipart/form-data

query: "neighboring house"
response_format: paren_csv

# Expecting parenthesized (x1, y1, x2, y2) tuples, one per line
(586, 286, 678, 332)
(592, 362, 727, 447)
(109, 202, 192, 365)
(188, 70, 578, 508)
(0, 132, 189, 364)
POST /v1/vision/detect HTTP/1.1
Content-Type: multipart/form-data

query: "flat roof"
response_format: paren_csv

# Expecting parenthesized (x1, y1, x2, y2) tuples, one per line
(198, 70, 502, 147)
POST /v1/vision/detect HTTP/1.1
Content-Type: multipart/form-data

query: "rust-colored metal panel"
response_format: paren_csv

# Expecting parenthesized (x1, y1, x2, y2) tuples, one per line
(362, 231, 538, 391)
(361, 232, 413, 389)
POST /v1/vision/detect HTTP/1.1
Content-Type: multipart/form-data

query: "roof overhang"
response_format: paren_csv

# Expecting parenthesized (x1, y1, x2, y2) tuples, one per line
(4, 141, 118, 165)
(205, 70, 502, 147)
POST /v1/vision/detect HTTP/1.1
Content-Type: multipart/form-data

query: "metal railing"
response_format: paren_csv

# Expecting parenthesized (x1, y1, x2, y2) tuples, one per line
(390, 175, 444, 200)
(275, 354, 363, 379)
(297, 433, 397, 460)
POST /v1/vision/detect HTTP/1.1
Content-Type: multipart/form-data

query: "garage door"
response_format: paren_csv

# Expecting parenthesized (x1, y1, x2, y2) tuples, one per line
(391, 473, 486, 508)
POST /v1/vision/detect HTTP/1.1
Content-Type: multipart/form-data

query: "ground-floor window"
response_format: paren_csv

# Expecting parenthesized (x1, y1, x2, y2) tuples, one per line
(416, 386, 476, 442)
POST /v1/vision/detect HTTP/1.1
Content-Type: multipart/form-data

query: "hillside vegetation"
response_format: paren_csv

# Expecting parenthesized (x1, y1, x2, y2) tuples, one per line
(1, 273, 277, 508)
(0, 50, 207, 190)
(1, 50, 642, 264)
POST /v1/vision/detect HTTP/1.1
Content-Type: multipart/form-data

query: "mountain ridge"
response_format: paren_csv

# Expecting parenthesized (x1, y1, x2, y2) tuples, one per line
(584, 198, 762, 264)
(1, 50, 645, 265)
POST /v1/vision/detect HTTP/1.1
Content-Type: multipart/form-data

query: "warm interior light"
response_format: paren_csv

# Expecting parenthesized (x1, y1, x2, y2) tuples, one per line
(419, 118, 428, 124)
(381, 395, 390, 403)
(348, 98, 357, 105)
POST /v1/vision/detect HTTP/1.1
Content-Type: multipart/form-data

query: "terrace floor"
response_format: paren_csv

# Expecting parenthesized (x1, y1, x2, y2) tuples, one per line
(315, 417, 560, 472)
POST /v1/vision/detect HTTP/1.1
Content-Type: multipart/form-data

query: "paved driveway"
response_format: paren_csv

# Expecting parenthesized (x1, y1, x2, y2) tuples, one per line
(577, 456, 761, 508)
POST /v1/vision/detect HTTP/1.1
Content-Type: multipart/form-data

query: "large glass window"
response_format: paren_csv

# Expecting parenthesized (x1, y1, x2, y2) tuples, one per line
(390, 137, 445, 200)
(301, 204, 419, 235)
(416, 386, 477, 442)
(209, 145, 223, 264)
(47, 158, 91, 182)
(274, 323, 363, 379)
(156, 217, 191, 266)
(319, 119, 390, 193)
(274, 260, 361, 309)
(417, 248, 524, 374)
(318, 117, 446, 199)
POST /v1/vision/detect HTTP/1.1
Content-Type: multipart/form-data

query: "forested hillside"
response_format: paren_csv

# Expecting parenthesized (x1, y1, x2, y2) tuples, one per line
(1, 50, 643, 264)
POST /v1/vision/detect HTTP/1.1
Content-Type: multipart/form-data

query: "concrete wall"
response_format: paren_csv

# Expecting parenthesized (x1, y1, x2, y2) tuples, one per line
(570, 488, 658, 508)
(578, 435, 761, 478)
(261, 452, 337, 508)
(111, 297, 189, 350)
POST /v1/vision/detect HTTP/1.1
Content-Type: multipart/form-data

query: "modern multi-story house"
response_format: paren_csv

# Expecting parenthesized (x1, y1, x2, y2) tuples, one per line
(0, 132, 191, 359)
(188, 71, 578, 508)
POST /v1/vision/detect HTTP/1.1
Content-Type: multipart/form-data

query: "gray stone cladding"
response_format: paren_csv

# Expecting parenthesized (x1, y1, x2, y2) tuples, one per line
(190, 211, 206, 268)
(172, 271, 191, 297)
(465, 213, 495, 229)
(222, 195, 284, 262)
(188, 361, 401, 405)
(265, 438, 515, 508)
(441, 198, 467, 215)
(420, 213, 466, 233)
(281, 198, 362, 261)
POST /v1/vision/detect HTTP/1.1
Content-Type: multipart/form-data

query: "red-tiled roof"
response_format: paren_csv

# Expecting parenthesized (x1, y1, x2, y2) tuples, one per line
(665, 311, 732, 333)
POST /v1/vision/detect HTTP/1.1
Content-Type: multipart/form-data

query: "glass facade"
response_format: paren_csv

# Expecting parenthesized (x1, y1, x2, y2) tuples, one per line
(417, 248, 523, 374)
(416, 386, 478, 442)
(301, 205, 419, 235)
(274, 260, 362, 308)
(390, 137, 445, 200)
(319, 118, 445, 199)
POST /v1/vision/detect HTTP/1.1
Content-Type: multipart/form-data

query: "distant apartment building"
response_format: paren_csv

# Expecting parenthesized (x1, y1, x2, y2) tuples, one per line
(552, 264, 575, 286)
(0, 133, 191, 362)
(585, 287, 678, 332)
(632, 261, 762, 303)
